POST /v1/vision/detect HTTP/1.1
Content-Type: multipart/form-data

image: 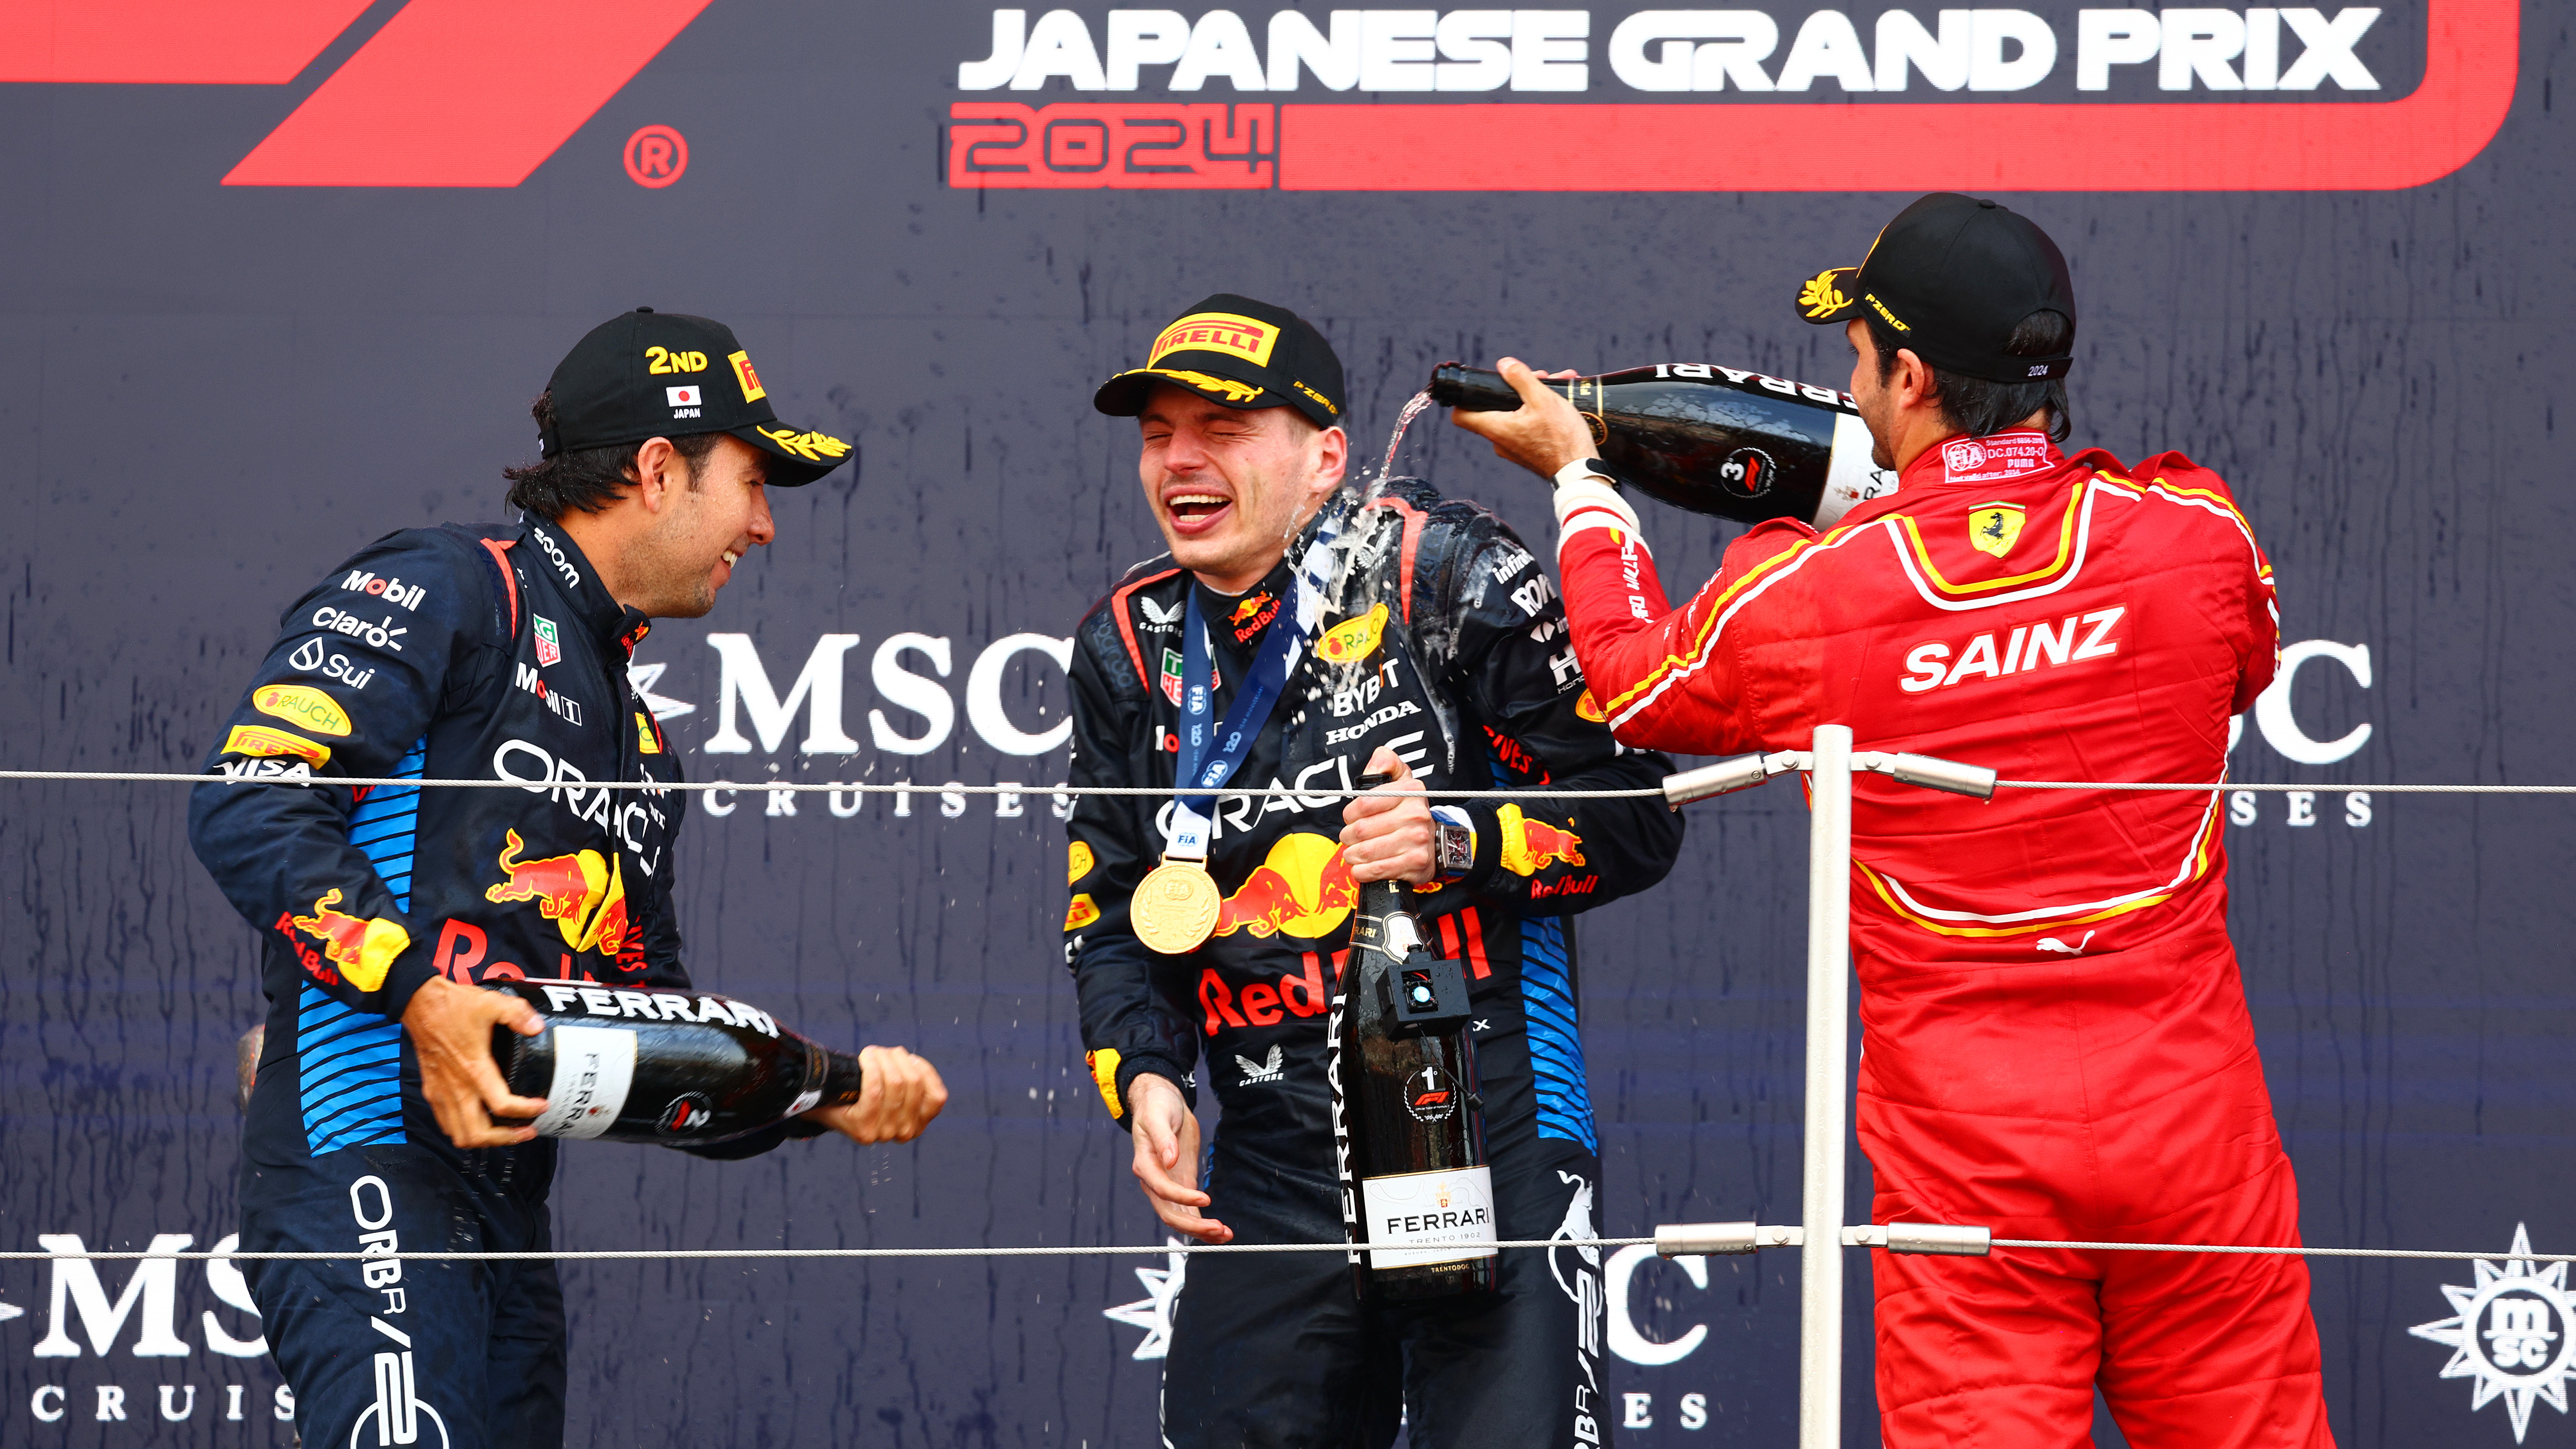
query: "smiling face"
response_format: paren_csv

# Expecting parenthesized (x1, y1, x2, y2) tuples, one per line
(623, 433, 774, 618)
(1137, 384, 1346, 594)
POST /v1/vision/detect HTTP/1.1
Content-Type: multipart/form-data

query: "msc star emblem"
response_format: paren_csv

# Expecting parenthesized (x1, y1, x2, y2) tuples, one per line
(1103, 1237, 1189, 1360)
(1969, 503, 2025, 559)
(2410, 1223, 2576, 1442)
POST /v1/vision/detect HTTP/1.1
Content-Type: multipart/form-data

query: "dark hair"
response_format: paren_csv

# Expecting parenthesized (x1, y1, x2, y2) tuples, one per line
(1869, 310, 2073, 444)
(502, 388, 723, 521)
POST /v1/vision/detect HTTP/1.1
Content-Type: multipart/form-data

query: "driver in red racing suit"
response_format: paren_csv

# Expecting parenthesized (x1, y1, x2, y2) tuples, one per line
(1454, 195, 2335, 1447)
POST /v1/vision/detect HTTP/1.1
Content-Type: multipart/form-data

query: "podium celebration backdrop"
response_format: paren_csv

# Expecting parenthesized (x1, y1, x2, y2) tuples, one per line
(0, 1, 2562, 1443)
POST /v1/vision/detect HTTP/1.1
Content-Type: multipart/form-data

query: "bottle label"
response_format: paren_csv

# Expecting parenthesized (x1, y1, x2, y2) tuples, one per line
(532, 1025, 636, 1140)
(1360, 1165, 1498, 1270)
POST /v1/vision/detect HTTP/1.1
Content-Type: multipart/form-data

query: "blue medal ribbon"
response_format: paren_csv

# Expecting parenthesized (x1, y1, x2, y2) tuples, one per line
(1166, 504, 1349, 852)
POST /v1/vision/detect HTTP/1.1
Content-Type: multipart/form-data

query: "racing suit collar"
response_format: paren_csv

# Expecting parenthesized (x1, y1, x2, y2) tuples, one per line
(1193, 556, 1299, 657)
(1899, 428, 2064, 496)
(518, 519, 654, 660)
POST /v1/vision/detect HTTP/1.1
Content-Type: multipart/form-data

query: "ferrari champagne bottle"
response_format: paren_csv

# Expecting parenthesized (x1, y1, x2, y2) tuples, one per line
(1333, 773, 1495, 1301)
(490, 980, 862, 1146)
(1429, 361, 1897, 528)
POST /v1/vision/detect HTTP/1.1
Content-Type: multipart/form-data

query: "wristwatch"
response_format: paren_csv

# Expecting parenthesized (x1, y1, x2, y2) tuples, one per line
(1429, 806, 1477, 884)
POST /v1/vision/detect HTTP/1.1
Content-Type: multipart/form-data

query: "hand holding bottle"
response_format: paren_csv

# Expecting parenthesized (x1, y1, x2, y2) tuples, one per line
(1447, 357, 1595, 481)
(402, 976, 551, 1149)
(800, 1044, 948, 1143)
(1341, 746, 1437, 884)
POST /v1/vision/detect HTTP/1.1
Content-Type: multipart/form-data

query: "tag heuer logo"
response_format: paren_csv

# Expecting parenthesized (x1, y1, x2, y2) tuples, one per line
(534, 616, 561, 667)
(2411, 1224, 2576, 1441)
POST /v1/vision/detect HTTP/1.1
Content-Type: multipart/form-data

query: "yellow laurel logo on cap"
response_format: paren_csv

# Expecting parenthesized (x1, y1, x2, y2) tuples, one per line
(1130, 367, 1265, 405)
(1798, 269, 1853, 319)
(755, 426, 852, 463)
(1149, 311, 1279, 367)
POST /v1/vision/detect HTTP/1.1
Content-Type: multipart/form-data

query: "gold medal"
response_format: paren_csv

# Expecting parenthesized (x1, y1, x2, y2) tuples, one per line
(1132, 857, 1221, 954)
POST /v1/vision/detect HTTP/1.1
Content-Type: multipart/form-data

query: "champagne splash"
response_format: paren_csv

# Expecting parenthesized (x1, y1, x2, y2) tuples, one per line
(1371, 389, 1436, 496)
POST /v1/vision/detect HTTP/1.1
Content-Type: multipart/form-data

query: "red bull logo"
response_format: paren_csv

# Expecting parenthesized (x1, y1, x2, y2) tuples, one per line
(485, 829, 629, 956)
(1497, 804, 1587, 877)
(287, 889, 409, 993)
(1213, 833, 1357, 940)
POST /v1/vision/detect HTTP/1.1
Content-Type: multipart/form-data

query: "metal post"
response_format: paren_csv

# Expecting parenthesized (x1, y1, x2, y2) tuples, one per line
(1800, 724, 1855, 1449)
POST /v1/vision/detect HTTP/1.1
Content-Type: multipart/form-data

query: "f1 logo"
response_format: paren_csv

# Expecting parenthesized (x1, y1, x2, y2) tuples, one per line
(0, 0, 713, 186)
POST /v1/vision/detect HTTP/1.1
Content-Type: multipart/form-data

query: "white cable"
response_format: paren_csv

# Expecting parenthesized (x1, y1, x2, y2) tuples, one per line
(0, 1239, 1656, 1262)
(0, 769, 1666, 801)
(12, 1236, 2562, 1264)
(4, 768, 2568, 797)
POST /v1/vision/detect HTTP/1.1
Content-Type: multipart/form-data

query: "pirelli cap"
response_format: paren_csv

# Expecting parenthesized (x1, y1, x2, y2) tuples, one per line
(1094, 293, 1347, 428)
(1791, 194, 2077, 384)
(540, 308, 854, 486)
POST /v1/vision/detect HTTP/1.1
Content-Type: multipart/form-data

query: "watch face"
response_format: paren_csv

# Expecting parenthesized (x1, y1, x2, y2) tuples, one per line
(1437, 819, 1474, 874)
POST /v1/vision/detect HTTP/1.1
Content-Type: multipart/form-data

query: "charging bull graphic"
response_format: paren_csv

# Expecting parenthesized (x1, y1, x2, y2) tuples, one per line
(1496, 805, 1588, 877)
(485, 830, 630, 957)
(1213, 833, 1359, 940)
(287, 889, 410, 993)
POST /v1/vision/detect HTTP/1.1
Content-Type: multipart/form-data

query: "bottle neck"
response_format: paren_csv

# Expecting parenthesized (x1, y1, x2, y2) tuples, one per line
(820, 1049, 867, 1109)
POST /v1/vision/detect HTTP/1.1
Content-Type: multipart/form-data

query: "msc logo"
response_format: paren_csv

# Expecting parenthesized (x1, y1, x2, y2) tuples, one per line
(5, 0, 716, 187)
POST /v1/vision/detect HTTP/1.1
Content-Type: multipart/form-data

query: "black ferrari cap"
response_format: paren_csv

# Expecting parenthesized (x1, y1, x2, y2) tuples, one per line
(540, 308, 853, 486)
(1792, 194, 2077, 384)
(1094, 293, 1347, 428)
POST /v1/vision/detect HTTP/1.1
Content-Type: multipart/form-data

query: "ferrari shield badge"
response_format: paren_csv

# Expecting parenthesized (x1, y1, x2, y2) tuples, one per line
(1969, 503, 2025, 559)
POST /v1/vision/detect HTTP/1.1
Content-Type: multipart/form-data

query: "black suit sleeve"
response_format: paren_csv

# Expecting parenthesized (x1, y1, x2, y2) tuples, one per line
(1440, 527, 1686, 914)
(1064, 609, 1200, 1129)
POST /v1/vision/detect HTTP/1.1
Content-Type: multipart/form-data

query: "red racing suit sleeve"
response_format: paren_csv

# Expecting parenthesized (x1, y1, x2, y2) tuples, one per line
(1548, 475, 1824, 759)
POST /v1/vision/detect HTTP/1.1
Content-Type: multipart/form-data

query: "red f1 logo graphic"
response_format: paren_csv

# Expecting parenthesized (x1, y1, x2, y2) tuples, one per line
(0, 0, 712, 186)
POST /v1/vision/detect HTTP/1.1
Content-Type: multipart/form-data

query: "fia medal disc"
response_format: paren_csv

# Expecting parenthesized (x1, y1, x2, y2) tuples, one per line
(1132, 858, 1221, 954)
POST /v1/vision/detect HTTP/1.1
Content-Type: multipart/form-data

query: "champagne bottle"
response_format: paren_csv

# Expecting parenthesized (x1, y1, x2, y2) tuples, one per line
(489, 980, 862, 1147)
(1334, 771, 1495, 1301)
(1429, 361, 1898, 528)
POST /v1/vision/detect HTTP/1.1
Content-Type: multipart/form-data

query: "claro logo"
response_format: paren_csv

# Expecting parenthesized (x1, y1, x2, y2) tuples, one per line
(0, 0, 714, 186)
(947, 0, 2517, 191)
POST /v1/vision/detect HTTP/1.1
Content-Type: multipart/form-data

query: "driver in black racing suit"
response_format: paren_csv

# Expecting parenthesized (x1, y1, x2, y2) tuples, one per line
(1065, 294, 1684, 1448)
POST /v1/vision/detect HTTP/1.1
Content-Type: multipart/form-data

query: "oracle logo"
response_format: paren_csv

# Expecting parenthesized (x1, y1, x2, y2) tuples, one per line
(1, 0, 713, 187)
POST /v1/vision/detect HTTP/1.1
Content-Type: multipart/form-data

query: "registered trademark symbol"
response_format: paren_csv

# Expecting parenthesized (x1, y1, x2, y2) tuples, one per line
(623, 125, 688, 188)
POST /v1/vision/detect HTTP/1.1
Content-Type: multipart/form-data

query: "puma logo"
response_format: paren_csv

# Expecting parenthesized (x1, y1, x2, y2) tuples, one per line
(2036, 931, 2097, 956)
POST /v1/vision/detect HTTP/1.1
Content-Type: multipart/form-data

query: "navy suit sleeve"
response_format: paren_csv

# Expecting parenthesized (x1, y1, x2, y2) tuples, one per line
(1064, 609, 1199, 1128)
(188, 530, 499, 1023)
(1441, 526, 1686, 914)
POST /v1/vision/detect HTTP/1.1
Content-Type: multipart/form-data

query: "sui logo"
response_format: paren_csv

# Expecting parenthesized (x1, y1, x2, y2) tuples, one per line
(2411, 1224, 2576, 1442)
